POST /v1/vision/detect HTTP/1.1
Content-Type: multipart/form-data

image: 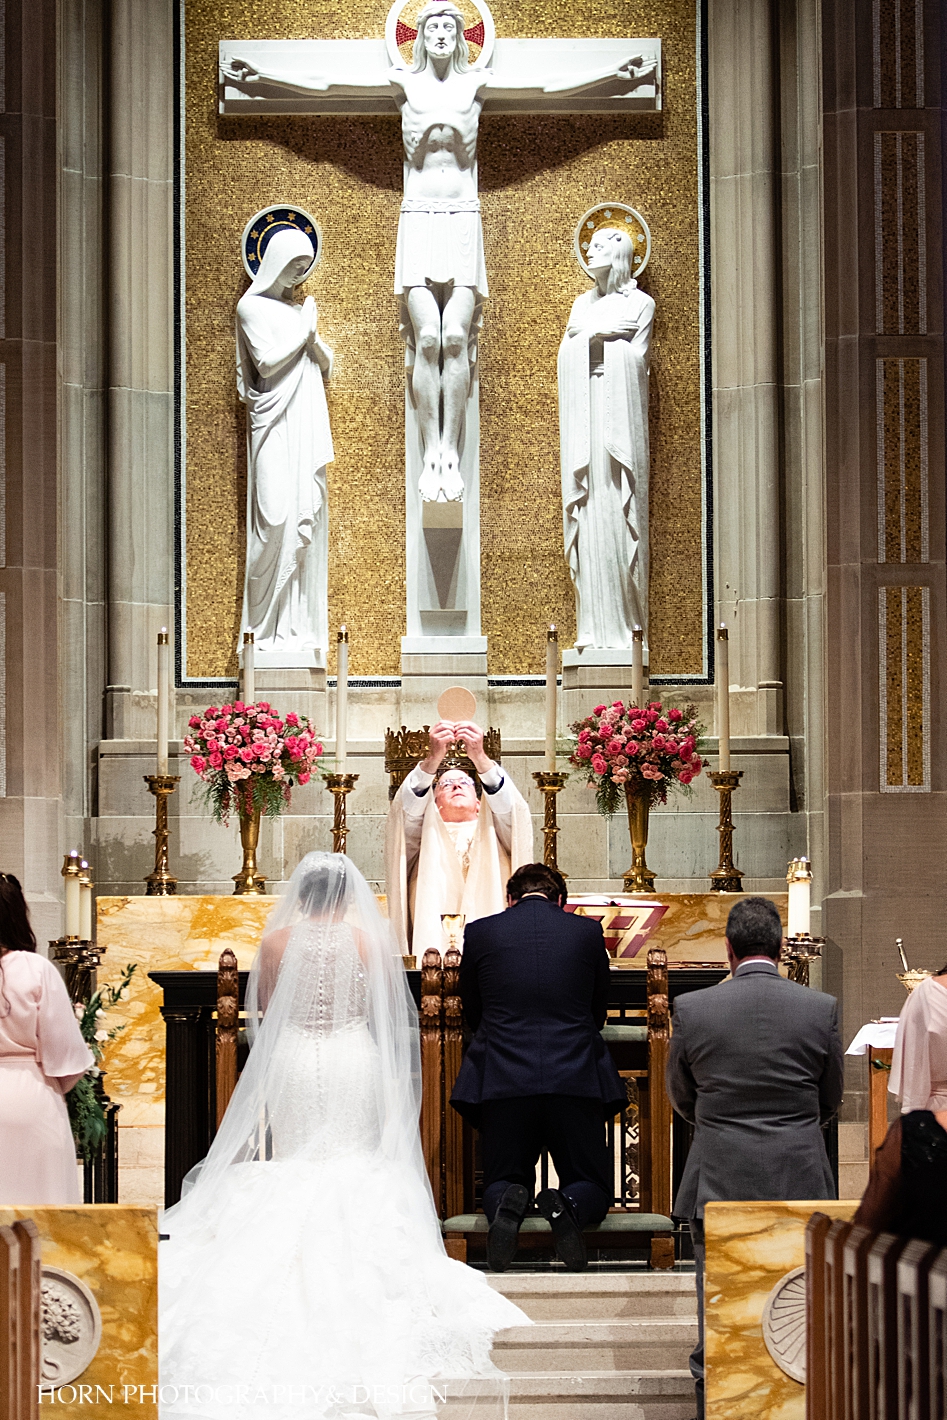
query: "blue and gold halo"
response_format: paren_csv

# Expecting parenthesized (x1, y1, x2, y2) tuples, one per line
(241, 205, 323, 282)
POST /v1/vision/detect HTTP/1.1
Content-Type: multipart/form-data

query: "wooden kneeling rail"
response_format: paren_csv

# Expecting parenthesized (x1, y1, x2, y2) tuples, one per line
(215, 944, 677, 1267)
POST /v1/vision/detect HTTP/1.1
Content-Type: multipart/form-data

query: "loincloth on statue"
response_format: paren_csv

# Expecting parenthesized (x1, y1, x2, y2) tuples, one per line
(394, 198, 489, 298)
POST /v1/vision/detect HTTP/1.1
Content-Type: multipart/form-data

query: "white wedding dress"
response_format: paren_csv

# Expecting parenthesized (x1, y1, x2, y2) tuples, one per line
(160, 855, 527, 1420)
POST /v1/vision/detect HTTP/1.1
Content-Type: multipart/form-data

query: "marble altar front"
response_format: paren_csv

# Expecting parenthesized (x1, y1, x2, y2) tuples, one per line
(703, 1199, 859, 1420)
(96, 895, 280, 1205)
(98, 888, 789, 1204)
(0, 1205, 158, 1415)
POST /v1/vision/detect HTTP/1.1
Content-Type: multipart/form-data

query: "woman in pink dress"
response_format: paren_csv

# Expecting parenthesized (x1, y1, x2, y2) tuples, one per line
(0, 874, 93, 1203)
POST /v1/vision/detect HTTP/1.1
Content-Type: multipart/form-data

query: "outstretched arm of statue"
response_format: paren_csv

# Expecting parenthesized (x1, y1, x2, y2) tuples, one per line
(486, 52, 658, 102)
(221, 53, 392, 100)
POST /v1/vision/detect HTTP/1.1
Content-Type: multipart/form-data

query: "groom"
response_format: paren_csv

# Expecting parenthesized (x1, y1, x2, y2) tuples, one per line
(450, 863, 625, 1271)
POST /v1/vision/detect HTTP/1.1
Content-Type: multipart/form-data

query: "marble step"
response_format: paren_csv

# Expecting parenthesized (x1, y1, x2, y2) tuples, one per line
(493, 1318, 697, 1372)
(507, 1369, 695, 1419)
(487, 1271, 697, 1322)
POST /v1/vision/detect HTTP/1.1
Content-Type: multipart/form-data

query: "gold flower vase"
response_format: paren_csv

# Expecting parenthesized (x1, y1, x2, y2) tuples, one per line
(623, 786, 656, 893)
(233, 803, 267, 894)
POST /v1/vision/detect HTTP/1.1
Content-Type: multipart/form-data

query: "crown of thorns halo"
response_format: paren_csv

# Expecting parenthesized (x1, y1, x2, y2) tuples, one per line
(385, 0, 495, 68)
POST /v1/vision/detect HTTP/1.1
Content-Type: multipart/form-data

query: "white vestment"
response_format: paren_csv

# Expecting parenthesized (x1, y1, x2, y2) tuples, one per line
(384, 764, 534, 958)
(558, 283, 655, 651)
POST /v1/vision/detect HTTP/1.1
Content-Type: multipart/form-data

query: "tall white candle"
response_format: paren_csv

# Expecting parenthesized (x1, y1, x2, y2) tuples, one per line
(156, 629, 170, 775)
(243, 631, 255, 706)
(715, 624, 731, 772)
(336, 626, 349, 773)
(544, 626, 559, 771)
(63, 851, 81, 938)
(631, 627, 644, 708)
(787, 858, 812, 937)
(78, 860, 93, 942)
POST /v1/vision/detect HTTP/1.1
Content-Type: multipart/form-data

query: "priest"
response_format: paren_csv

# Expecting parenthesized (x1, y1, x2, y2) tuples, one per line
(385, 720, 533, 959)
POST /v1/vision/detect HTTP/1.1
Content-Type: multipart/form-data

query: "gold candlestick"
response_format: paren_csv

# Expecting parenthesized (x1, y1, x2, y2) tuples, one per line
(143, 773, 181, 895)
(532, 771, 567, 871)
(780, 933, 825, 987)
(709, 769, 744, 891)
(51, 939, 104, 1003)
(325, 773, 358, 854)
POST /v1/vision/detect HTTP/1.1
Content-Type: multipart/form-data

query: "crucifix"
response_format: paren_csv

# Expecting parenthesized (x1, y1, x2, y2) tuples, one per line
(219, 1, 662, 659)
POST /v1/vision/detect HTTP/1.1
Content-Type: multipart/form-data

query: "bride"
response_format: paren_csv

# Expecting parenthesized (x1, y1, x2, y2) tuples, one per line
(160, 853, 528, 1419)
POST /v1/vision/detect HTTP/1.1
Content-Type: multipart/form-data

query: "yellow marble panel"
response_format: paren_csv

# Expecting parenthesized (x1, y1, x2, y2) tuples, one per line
(572, 892, 788, 965)
(96, 895, 280, 1119)
(704, 1199, 859, 1420)
(0, 1205, 158, 1417)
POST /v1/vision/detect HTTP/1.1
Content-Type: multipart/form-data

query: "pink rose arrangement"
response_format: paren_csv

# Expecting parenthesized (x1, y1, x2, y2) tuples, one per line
(569, 699, 707, 817)
(183, 701, 323, 824)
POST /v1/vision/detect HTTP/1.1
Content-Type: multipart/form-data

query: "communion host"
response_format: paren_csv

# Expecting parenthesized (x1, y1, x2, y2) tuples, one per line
(450, 863, 625, 1271)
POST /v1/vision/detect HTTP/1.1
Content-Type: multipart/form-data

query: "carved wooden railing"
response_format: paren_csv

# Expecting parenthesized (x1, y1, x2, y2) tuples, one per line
(203, 950, 721, 1225)
(418, 943, 676, 1232)
(216, 947, 239, 1129)
(0, 1219, 41, 1420)
(806, 1212, 947, 1420)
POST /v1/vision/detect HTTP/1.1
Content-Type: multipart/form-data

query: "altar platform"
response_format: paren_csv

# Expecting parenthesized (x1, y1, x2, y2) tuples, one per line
(96, 891, 787, 1205)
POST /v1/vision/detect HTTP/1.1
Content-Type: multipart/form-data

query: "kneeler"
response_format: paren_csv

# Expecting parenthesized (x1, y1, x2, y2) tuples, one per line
(427, 947, 676, 1271)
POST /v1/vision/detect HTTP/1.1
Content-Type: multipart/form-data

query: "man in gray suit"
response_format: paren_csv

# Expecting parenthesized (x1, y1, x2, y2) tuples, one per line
(666, 896, 844, 1419)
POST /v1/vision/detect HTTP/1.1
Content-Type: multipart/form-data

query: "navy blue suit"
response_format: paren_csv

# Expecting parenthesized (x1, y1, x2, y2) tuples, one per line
(450, 896, 625, 1226)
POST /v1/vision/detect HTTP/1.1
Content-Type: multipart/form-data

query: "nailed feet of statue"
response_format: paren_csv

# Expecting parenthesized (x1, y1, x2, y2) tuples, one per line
(418, 444, 464, 504)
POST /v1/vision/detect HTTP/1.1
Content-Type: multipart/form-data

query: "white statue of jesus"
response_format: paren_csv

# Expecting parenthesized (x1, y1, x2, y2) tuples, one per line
(393, 2, 486, 503)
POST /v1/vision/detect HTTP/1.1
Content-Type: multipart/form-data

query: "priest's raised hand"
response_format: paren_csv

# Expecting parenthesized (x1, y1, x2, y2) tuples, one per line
(384, 720, 533, 959)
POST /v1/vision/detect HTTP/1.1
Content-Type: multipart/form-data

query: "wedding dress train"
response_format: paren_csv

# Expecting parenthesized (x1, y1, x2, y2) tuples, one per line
(159, 854, 528, 1420)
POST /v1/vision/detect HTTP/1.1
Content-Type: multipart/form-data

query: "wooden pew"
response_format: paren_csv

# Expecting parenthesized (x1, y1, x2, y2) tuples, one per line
(0, 1220, 40, 1420)
(807, 1211, 946, 1420)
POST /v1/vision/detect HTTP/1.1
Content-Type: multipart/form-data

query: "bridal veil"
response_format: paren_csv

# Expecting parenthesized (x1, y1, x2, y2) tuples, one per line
(160, 852, 527, 1420)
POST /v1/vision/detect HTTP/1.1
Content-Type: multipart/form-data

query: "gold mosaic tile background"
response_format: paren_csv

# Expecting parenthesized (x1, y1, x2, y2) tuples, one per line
(184, 0, 703, 677)
(875, 129, 926, 336)
(880, 583, 930, 790)
(877, 356, 928, 564)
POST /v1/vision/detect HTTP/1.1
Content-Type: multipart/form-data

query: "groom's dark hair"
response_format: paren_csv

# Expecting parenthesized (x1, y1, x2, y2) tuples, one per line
(507, 863, 567, 906)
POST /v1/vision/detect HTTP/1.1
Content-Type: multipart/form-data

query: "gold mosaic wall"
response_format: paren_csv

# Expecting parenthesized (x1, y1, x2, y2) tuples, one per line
(879, 583, 930, 791)
(184, 0, 703, 677)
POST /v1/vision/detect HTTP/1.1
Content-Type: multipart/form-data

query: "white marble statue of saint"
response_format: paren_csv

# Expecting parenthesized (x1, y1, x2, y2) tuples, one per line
(236, 228, 334, 659)
(385, 720, 533, 960)
(558, 227, 655, 652)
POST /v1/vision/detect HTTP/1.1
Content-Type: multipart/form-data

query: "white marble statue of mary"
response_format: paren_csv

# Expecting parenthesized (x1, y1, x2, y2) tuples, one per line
(236, 228, 334, 661)
(558, 226, 655, 653)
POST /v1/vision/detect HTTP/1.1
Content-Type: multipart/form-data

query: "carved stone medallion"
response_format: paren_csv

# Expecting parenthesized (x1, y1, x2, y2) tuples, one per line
(40, 1267, 103, 1385)
(761, 1265, 807, 1384)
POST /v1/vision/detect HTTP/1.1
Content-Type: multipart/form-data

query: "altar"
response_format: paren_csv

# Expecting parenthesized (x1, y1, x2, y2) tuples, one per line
(97, 890, 788, 1206)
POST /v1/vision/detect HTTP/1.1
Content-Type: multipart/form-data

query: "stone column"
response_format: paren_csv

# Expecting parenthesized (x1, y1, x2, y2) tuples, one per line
(822, 0, 947, 1085)
(0, 0, 62, 941)
(709, 0, 784, 735)
(105, 0, 175, 739)
(778, 0, 828, 937)
(60, 0, 108, 851)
